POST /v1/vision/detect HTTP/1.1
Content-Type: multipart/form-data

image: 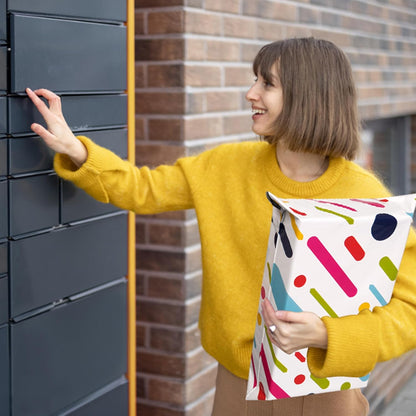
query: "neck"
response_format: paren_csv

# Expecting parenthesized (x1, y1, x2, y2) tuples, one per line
(275, 142, 329, 182)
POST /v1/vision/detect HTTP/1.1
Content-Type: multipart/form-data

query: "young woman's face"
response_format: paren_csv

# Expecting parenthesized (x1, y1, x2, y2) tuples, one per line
(245, 64, 283, 136)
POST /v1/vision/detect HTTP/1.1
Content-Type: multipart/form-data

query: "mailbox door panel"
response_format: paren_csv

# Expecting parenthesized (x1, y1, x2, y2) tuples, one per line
(8, 94, 127, 135)
(0, 0, 6, 42)
(0, 275, 7, 325)
(9, 174, 60, 237)
(0, 180, 7, 239)
(59, 378, 128, 416)
(0, 139, 6, 178)
(11, 281, 127, 416)
(0, 97, 6, 135)
(10, 13, 126, 93)
(9, 136, 54, 176)
(8, 0, 126, 22)
(0, 325, 9, 416)
(0, 47, 6, 93)
(10, 213, 128, 317)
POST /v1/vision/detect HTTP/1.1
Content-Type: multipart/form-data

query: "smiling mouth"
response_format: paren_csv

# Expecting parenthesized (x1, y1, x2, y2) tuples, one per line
(252, 108, 267, 115)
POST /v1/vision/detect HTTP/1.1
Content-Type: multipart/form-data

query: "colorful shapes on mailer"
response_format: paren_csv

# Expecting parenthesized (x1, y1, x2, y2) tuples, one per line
(316, 200, 357, 212)
(344, 236, 365, 261)
(257, 313, 262, 326)
(260, 345, 291, 399)
(290, 207, 307, 216)
(294, 374, 306, 385)
(295, 352, 306, 363)
(279, 222, 293, 258)
(274, 232, 278, 247)
(341, 382, 351, 390)
(258, 382, 266, 400)
(265, 329, 288, 373)
(350, 198, 385, 208)
(360, 374, 371, 382)
(290, 213, 304, 240)
(251, 355, 258, 388)
(294, 275, 306, 288)
(359, 302, 370, 312)
(369, 284, 387, 306)
(267, 262, 272, 283)
(310, 288, 338, 318)
(261, 286, 266, 299)
(271, 264, 303, 312)
(371, 213, 398, 241)
(307, 236, 358, 298)
(315, 206, 354, 225)
(379, 256, 398, 281)
(310, 374, 330, 390)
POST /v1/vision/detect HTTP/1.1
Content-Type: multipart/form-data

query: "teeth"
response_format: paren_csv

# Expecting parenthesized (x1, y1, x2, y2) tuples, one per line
(252, 108, 267, 115)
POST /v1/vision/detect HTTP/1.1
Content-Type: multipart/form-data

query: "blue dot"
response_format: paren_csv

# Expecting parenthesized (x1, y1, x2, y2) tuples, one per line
(371, 213, 397, 241)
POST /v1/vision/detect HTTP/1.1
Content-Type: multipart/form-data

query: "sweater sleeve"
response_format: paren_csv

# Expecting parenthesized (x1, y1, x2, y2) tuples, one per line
(307, 229, 416, 378)
(53, 135, 194, 214)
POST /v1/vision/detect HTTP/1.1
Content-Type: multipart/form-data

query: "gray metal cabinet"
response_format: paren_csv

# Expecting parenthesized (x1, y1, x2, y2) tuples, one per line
(9, 213, 127, 318)
(0, 139, 6, 177)
(0, 0, 6, 42)
(58, 377, 128, 416)
(0, 180, 7, 239)
(11, 280, 127, 416)
(9, 174, 60, 237)
(0, 276, 8, 325)
(8, 94, 127, 135)
(0, 325, 9, 416)
(0, 47, 6, 93)
(8, 0, 126, 22)
(8, 137, 54, 176)
(10, 13, 126, 93)
(0, 97, 6, 135)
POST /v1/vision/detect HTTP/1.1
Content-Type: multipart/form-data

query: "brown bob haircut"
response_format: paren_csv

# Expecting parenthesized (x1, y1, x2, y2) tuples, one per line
(253, 37, 360, 160)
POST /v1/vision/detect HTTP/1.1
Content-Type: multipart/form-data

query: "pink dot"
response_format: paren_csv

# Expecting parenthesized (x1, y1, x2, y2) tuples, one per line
(261, 286, 266, 299)
(294, 374, 305, 385)
(294, 275, 306, 288)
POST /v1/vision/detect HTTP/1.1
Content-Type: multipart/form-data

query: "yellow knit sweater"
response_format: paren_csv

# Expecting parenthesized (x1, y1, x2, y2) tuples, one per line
(55, 136, 416, 380)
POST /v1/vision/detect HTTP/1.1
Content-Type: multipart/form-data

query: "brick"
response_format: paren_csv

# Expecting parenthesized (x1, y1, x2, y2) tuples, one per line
(136, 0, 183, 7)
(206, 40, 240, 61)
(223, 16, 256, 39)
(224, 66, 252, 87)
(151, 326, 186, 352)
(186, 92, 206, 114)
(299, 6, 320, 24)
(241, 42, 263, 63)
(135, 12, 145, 35)
(136, 39, 185, 61)
(185, 365, 217, 403)
(138, 299, 186, 325)
(147, 64, 184, 88)
(137, 375, 146, 398)
(185, 38, 206, 61)
(186, 392, 215, 416)
(136, 403, 184, 416)
(148, 118, 183, 142)
(137, 249, 186, 273)
(184, 65, 222, 87)
(184, 116, 223, 140)
(224, 114, 252, 135)
(135, 143, 186, 167)
(243, 0, 297, 21)
(205, 0, 241, 14)
(185, 10, 223, 35)
(206, 90, 241, 112)
(138, 351, 186, 377)
(148, 276, 184, 300)
(148, 11, 185, 34)
(185, 297, 201, 326)
(149, 221, 199, 246)
(135, 116, 145, 141)
(148, 377, 185, 405)
(257, 20, 283, 42)
(187, 348, 217, 378)
(136, 92, 185, 115)
(285, 24, 313, 39)
(186, 0, 204, 7)
(135, 64, 146, 88)
(136, 272, 146, 296)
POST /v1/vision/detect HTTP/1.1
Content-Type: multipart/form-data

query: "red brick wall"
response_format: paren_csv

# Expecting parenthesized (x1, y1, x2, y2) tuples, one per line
(135, 1, 416, 414)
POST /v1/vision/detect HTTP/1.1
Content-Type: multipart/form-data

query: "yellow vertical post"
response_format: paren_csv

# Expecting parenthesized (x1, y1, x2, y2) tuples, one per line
(127, 0, 136, 415)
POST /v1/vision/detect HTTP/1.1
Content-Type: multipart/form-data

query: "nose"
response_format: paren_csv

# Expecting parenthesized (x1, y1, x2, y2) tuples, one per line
(245, 82, 259, 102)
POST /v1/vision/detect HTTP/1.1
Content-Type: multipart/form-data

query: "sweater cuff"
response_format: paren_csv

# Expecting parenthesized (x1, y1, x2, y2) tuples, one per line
(307, 312, 379, 378)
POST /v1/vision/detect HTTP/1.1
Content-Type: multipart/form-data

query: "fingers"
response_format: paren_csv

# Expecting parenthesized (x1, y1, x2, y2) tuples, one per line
(26, 87, 62, 117)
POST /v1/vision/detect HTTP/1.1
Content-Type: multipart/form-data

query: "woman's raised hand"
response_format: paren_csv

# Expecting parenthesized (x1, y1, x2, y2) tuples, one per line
(26, 88, 88, 167)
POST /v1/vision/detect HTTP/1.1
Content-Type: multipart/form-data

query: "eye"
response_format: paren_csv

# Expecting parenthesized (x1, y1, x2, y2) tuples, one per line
(263, 80, 274, 88)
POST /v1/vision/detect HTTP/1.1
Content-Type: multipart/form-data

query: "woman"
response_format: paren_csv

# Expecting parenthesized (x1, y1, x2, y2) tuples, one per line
(26, 37, 416, 415)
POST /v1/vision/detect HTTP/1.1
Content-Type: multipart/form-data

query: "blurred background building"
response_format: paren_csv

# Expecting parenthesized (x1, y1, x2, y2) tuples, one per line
(134, 1, 416, 415)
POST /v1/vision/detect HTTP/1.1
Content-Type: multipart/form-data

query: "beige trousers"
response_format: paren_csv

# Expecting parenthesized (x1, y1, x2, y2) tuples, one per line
(212, 365, 369, 416)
